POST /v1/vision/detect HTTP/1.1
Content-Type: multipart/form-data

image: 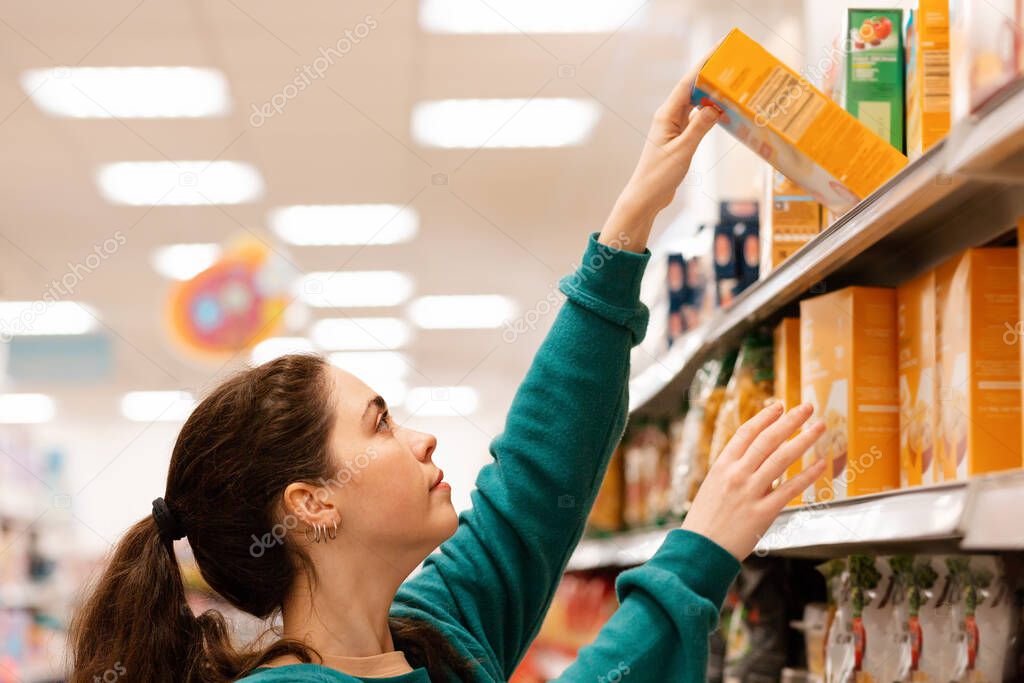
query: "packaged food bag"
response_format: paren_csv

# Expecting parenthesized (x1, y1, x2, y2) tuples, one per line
(709, 332, 775, 463)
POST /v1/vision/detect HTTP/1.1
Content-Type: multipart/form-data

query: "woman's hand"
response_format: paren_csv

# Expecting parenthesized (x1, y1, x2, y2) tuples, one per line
(599, 64, 722, 253)
(681, 402, 827, 561)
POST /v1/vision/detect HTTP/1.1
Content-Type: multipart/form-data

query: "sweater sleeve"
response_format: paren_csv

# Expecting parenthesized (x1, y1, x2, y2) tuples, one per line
(392, 233, 650, 678)
(551, 530, 740, 683)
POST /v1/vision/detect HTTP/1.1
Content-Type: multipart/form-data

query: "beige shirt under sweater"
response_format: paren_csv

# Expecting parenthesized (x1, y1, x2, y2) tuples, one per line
(321, 651, 414, 677)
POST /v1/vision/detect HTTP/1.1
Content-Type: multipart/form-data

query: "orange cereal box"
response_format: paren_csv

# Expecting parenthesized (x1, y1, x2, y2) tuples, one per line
(935, 248, 1022, 480)
(897, 270, 939, 487)
(691, 28, 908, 214)
(774, 317, 803, 506)
(800, 287, 900, 502)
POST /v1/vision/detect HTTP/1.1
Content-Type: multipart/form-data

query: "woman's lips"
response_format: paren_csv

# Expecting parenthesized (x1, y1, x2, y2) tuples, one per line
(430, 469, 448, 491)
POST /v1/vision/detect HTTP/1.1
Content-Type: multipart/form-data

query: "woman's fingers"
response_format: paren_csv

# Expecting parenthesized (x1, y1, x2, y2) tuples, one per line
(739, 403, 815, 473)
(767, 456, 827, 508)
(655, 64, 701, 128)
(717, 402, 784, 464)
(753, 420, 826, 491)
(671, 104, 721, 155)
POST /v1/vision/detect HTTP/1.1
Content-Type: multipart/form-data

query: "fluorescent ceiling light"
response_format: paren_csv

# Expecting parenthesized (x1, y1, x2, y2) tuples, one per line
(270, 205, 419, 246)
(96, 161, 264, 206)
(0, 394, 56, 424)
(150, 243, 222, 280)
(20, 66, 230, 118)
(420, 0, 646, 34)
(408, 295, 515, 329)
(411, 98, 600, 148)
(311, 317, 411, 350)
(250, 336, 315, 365)
(0, 301, 97, 337)
(120, 390, 196, 422)
(404, 386, 479, 417)
(298, 271, 413, 308)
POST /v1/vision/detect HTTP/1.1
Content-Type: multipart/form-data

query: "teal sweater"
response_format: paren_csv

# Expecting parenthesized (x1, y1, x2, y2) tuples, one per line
(242, 234, 740, 682)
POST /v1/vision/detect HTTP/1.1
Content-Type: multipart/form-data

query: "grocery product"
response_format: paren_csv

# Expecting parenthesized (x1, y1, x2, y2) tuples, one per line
(703, 351, 739, 473)
(760, 169, 822, 277)
(844, 9, 905, 151)
(1019, 219, 1024, 460)
(667, 253, 688, 345)
(950, 0, 1022, 121)
(714, 222, 740, 308)
(800, 286, 899, 502)
(905, 1, 951, 159)
(897, 270, 939, 487)
(935, 248, 1022, 480)
(774, 318, 803, 506)
(622, 420, 667, 528)
(587, 446, 623, 535)
(691, 28, 908, 214)
(887, 555, 940, 682)
(938, 556, 1018, 682)
(724, 559, 789, 683)
(709, 331, 774, 464)
(666, 366, 712, 518)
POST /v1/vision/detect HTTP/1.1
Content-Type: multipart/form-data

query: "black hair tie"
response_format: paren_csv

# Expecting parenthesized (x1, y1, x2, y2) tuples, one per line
(152, 497, 186, 543)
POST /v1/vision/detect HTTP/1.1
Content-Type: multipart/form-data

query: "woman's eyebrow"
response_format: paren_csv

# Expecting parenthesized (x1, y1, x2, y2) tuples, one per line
(362, 395, 386, 427)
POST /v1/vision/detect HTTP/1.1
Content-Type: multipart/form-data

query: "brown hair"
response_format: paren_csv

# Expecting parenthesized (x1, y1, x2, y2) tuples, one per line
(69, 354, 473, 682)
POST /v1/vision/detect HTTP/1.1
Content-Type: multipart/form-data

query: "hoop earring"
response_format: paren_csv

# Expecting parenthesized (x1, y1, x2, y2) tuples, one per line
(326, 519, 338, 541)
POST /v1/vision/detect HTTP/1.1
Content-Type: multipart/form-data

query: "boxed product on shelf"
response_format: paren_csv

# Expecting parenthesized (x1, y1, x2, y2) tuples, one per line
(734, 219, 760, 294)
(844, 9, 906, 152)
(714, 222, 740, 308)
(950, 0, 1023, 121)
(905, 0, 952, 159)
(773, 317, 803, 506)
(800, 286, 899, 502)
(667, 253, 688, 346)
(709, 331, 774, 464)
(897, 270, 939, 487)
(935, 247, 1022, 480)
(587, 446, 623, 535)
(760, 169, 822, 277)
(691, 28, 908, 214)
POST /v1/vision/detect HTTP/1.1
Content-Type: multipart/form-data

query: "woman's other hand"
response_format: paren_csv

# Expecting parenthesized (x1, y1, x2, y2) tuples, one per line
(681, 402, 827, 561)
(599, 64, 722, 252)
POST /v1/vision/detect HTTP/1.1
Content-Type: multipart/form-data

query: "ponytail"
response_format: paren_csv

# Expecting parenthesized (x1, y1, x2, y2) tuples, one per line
(68, 516, 311, 682)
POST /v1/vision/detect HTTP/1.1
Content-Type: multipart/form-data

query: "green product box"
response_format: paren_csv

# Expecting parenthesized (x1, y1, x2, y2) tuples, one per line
(844, 9, 905, 152)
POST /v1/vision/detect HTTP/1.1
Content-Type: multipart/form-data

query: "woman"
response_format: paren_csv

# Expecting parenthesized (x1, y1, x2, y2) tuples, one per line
(70, 64, 826, 682)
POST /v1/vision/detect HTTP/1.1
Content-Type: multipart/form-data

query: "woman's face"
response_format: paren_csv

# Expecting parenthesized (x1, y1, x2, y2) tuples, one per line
(316, 366, 458, 561)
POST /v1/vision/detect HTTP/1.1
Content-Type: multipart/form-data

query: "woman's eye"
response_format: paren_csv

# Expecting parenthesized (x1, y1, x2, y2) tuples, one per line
(377, 412, 393, 432)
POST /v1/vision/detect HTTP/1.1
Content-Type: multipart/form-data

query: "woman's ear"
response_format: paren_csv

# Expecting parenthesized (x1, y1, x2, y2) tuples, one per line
(282, 481, 335, 524)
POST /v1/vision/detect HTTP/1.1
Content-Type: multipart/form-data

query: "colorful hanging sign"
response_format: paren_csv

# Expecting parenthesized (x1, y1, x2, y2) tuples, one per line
(166, 238, 298, 358)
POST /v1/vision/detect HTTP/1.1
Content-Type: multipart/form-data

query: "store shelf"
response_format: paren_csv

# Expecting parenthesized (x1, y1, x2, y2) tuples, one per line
(567, 471, 1024, 569)
(631, 78, 1024, 415)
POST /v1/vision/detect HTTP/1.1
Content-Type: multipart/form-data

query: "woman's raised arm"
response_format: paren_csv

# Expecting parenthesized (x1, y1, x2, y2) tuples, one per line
(392, 66, 726, 679)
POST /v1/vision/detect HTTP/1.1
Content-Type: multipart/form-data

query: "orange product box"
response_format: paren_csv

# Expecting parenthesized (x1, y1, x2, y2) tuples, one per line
(905, 0, 951, 159)
(935, 248, 1022, 480)
(759, 168, 822, 277)
(774, 317, 803, 506)
(691, 28, 908, 215)
(897, 270, 939, 487)
(800, 287, 900, 502)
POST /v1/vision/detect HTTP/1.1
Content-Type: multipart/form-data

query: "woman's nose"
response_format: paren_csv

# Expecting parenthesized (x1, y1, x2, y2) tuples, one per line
(405, 428, 437, 462)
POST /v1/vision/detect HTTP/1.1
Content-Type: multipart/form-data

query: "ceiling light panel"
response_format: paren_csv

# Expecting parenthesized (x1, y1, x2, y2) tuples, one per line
(411, 98, 600, 148)
(270, 205, 419, 246)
